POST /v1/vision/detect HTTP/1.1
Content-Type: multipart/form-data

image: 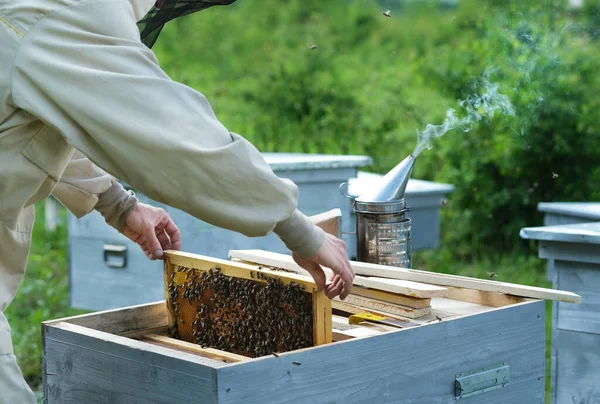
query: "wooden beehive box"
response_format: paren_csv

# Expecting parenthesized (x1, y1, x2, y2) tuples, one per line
(42, 250, 578, 403)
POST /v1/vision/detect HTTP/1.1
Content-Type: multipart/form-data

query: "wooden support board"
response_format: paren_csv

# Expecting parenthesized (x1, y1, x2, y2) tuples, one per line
(229, 251, 447, 298)
(350, 286, 430, 309)
(141, 334, 249, 363)
(336, 295, 431, 319)
(310, 208, 342, 239)
(230, 249, 581, 303)
(333, 299, 408, 321)
(163, 251, 332, 356)
(331, 314, 397, 341)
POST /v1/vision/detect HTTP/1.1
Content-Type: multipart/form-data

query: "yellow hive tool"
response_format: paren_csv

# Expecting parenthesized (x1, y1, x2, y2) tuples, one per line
(348, 312, 420, 329)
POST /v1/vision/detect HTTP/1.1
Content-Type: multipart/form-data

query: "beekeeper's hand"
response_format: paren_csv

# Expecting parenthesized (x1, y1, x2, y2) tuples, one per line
(292, 233, 355, 300)
(122, 203, 182, 260)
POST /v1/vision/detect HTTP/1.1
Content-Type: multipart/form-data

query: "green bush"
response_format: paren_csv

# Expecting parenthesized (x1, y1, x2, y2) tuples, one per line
(411, 0, 600, 257)
(152, 0, 600, 258)
(153, 0, 456, 173)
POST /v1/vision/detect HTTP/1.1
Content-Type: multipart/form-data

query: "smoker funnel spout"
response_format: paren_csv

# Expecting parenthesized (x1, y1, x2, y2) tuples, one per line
(356, 154, 416, 202)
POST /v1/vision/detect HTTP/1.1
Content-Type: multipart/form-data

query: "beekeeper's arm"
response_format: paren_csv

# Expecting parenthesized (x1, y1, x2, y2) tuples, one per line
(52, 150, 183, 258)
(52, 150, 136, 230)
(12, 0, 325, 255)
(11, 0, 354, 298)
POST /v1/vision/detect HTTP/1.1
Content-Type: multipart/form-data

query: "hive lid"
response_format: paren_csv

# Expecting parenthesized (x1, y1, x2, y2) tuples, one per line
(537, 202, 600, 221)
(263, 153, 373, 171)
(519, 222, 600, 245)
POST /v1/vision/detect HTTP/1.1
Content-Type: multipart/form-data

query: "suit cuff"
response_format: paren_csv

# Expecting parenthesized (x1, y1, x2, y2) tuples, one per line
(94, 182, 138, 232)
(273, 210, 325, 258)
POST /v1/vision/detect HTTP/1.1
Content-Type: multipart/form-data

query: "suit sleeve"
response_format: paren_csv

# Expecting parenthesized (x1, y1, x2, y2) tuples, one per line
(51, 150, 138, 232)
(11, 0, 323, 256)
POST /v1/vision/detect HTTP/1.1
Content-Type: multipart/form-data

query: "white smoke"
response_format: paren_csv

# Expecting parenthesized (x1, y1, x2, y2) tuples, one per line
(413, 70, 516, 157)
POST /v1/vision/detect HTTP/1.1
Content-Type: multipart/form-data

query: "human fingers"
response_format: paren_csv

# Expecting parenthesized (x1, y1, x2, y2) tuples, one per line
(156, 229, 172, 251)
(142, 222, 164, 259)
(325, 275, 343, 299)
(164, 219, 182, 250)
(293, 254, 326, 292)
(335, 258, 354, 300)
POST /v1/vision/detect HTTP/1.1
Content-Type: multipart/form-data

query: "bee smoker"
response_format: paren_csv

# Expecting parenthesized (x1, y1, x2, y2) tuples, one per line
(344, 155, 416, 268)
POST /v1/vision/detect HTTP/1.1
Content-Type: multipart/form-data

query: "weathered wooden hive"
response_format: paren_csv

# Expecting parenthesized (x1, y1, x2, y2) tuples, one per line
(42, 249, 581, 403)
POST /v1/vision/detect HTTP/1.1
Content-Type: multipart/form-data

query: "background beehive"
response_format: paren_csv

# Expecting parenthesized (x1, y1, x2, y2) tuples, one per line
(164, 252, 332, 358)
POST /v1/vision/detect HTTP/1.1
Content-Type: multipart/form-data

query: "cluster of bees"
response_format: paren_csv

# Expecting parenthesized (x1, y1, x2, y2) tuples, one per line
(167, 266, 314, 358)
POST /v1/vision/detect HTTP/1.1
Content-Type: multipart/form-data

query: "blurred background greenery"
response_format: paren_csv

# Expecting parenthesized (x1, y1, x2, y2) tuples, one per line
(6, 0, 599, 401)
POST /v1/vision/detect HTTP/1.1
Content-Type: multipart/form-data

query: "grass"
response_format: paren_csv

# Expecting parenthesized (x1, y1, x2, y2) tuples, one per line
(6, 202, 554, 402)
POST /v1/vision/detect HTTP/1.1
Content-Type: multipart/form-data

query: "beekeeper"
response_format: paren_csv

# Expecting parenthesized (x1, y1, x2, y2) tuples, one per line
(0, 0, 355, 401)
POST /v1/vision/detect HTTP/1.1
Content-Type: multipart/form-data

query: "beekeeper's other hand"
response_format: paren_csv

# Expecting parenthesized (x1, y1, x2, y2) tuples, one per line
(123, 203, 182, 260)
(292, 233, 355, 300)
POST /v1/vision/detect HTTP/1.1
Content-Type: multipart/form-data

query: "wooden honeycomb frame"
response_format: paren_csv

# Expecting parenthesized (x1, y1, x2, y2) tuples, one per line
(163, 250, 332, 358)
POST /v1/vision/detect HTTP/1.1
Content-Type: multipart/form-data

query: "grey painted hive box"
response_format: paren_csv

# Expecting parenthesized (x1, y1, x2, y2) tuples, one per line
(538, 202, 600, 226)
(520, 222, 600, 404)
(42, 285, 546, 403)
(67, 154, 455, 312)
(537, 202, 600, 281)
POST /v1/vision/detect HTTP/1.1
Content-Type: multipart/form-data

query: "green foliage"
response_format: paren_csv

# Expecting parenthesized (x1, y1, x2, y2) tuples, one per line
(153, 0, 600, 258)
(153, 0, 455, 173)
(410, 0, 600, 256)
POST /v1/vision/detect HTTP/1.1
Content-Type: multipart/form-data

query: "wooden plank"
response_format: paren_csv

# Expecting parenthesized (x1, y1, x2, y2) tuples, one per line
(333, 299, 399, 318)
(164, 257, 177, 333)
(142, 334, 250, 363)
(165, 251, 316, 290)
(351, 286, 431, 308)
(42, 300, 167, 335)
(122, 325, 169, 339)
(336, 295, 431, 319)
(312, 291, 325, 346)
(555, 329, 600, 403)
(43, 322, 222, 404)
(332, 299, 430, 321)
(445, 287, 527, 307)
(331, 315, 397, 340)
(215, 301, 546, 404)
(229, 250, 448, 298)
(229, 250, 580, 303)
(310, 208, 342, 238)
(555, 260, 600, 334)
(232, 257, 431, 307)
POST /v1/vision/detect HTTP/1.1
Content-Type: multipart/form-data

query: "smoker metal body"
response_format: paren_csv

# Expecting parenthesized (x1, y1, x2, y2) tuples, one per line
(348, 155, 416, 268)
(354, 199, 412, 268)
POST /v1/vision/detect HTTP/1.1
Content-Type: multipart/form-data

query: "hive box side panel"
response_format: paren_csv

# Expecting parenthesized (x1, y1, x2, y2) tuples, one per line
(43, 323, 220, 404)
(216, 301, 545, 404)
(69, 238, 164, 311)
(555, 329, 600, 403)
(555, 260, 600, 334)
(539, 241, 600, 265)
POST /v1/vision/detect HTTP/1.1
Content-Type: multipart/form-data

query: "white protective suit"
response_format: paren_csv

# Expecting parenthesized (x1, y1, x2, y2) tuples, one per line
(0, 0, 324, 401)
